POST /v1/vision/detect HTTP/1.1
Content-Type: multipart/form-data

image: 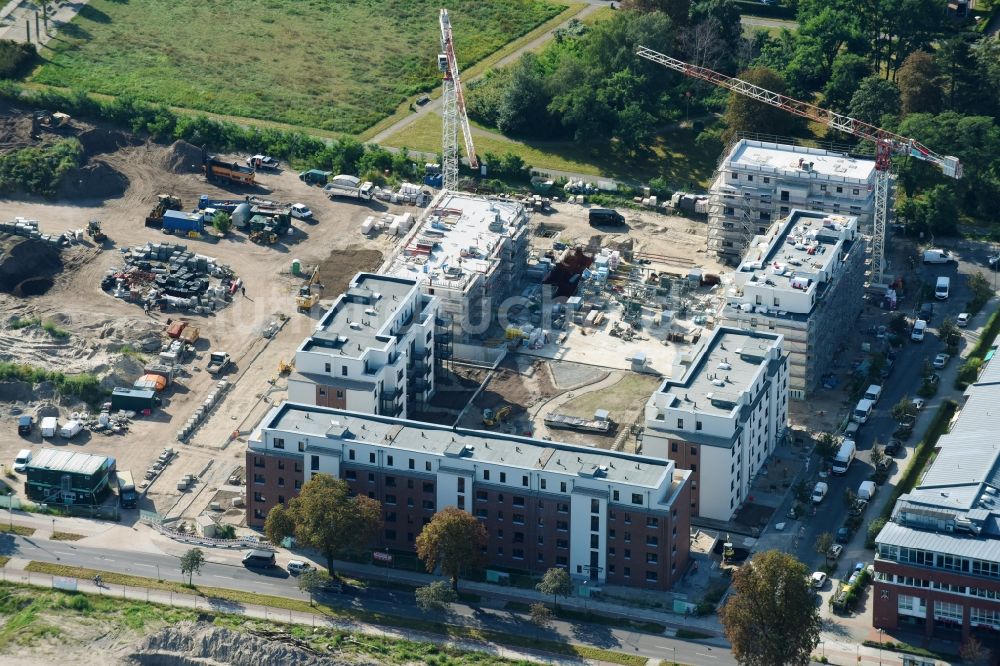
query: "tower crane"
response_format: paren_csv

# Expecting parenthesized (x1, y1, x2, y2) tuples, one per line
(636, 46, 962, 286)
(439, 8, 478, 192)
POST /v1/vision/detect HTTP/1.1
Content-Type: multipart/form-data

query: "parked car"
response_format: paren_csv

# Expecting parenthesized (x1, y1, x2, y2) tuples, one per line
(836, 527, 852, 543)
(811, 482, 828, 503)
(242, 549, 276, 569)
(885, 439, 902, 456)
(811, 571, 828, 589)
(290, 204, 313, 220)
(827, 544, 844, 561)
(12, 449, 31, 472)
(957, 312, 970, 327)
(287, 560, 313, 575)
(933, 353, 950, 369)
(17, 415, 32, 436)
(911, 398, 926, 411)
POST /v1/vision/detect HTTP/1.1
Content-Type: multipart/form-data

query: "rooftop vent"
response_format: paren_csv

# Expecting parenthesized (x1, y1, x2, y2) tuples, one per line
(350, 322, 363, 330)
(718, 362, 732, 371)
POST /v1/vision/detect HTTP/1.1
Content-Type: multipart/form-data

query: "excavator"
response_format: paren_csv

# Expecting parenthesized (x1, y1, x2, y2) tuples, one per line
(295, 267, 322, 312)
(482, 405, 511, 427)
(144, 194, 182, 228)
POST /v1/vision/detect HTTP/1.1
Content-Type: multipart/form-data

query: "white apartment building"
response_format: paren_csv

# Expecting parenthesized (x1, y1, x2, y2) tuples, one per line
(721, 210, 866, 399)
(641, 327, 789, 522)
(385, 192, 530, 342)
(287, 273, 437, 419)
(708, 139, 876, 264)
(246, 402, 692, 591)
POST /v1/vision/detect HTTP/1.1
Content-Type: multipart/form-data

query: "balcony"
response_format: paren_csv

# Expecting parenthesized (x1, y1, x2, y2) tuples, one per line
(379, 401, 403, 418)
(423, 346, 432, 360)
(412, 379, 430, 393)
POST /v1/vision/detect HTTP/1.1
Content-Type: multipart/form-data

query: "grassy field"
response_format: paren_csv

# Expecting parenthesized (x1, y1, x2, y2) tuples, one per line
(383, 110, 721, 183)
(560, 374, 661, 423)
(32, 0, 564, 135)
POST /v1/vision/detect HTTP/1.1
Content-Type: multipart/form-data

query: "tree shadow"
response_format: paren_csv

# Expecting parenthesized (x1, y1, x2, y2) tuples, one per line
(52, 22, 90, 40)
(570, 620, 619, 648)
(77, 5, 111, 23)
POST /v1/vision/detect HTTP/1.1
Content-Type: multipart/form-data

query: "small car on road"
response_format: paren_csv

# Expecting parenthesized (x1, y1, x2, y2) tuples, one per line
(885, 439, 902, 456)
(811, 571, 828, 588)
(933, 353, 950, 369)
(911, 398, 926, 411)
(957, 312, 970, 327)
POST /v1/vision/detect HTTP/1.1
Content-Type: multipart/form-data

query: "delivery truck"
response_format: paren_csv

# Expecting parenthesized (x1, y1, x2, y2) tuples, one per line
(117, 470, 137, 509)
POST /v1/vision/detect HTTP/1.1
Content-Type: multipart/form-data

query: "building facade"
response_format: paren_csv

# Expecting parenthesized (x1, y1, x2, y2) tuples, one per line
(24, 449, 114, 505)
(246, 402, 692, 591)
(708, 139, 876, 265)
(287, 273, 437, 419)
(721, 210, 866, 399)
(873, 357, 1000, 642)
(640, 327, 789, 522)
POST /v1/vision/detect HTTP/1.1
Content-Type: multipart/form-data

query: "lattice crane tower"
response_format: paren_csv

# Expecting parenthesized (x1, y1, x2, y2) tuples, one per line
(439, 8, 478, 192)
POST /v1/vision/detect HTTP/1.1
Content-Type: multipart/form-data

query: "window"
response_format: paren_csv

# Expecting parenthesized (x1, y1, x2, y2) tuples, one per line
(368, 472, 375, 483)
(253, 492, 265, 502)
(646, 552, 658, 564)
(496, 546, 504, 556)
(497, 511, 504, 521)
(386, 511, 397, 523)
(934, 600, 963, 622)
(646, 517, 659, 528)
(273, 438, 284, 449)
(609, 528, 616, 538)
(557, 521, 568, 532)
(836, 186, 843, 193)
(457, 478, 465, 493)
(387, 455, 393, 466)
(557, 503, 569, 513)
(624, 549, 631, 560)
(625, 532, 632, 543)
(537, 535, 544, 545)
(591, 534, 599, 548)
(476, 490, 488, 501)
(853, 188, 860, 195)
(277, 476, 285, 487)
(540, 479, 546, 490)
(763, 177, 770, 184)
(369, 452, 376, 463)
(385, 529, 396, 540)
(646, 571, 658, 582)
(423, 482, 434, 493)
(349, 449, 355, 461)
(624, 567, 631, 577)
(294, 480, 301, 489)
(631, 493, 643, 506)
(513, 532, 524, 543)
(322, 362, 332, 373)
(475, 508, 488, 518)
(336, 390, 344, 399)
(407, 480, 414, 489)
(691, 463, 698, 473)
(591, 499, 600, 514)
(253, 457, 265, 468)
(513, 514, 525, 525)
(253, 474, 265, 484)
(613, 490, 619, 501)
(820, 184, 827, 191)
(423, 499, 435, 510)
(624, 513, 631, 524)
(731, 171, 738, 179)
(591, 516, 599, 531)
(277, 495, 285, 505)
(560, 482, 567, 493)
(696, 421, 702, 431)
(556, 539, 569, 549)
(341, 365, 348, 376)
(385, 494, 396, 505)
(690, 446, 697, 456)
(298, 442, 305, 452)
(670, 442, 677, 453)
(500, 472, 507, 483)
(408, 458, 415, 469)
(513, 496, 525, 507)
(484, 470, 490, 481)
(747, 174, 753, 182)
(513, 548, 524, 560)
(556, 556, 568, 566)
(310, 455, 319, 471)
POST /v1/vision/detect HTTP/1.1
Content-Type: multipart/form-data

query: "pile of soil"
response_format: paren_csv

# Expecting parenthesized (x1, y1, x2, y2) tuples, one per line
(124, 622, 351, 666)
(57, 160, 129, 199)
(0, 238, 63, 296)
(94, 354, 146, 391)
(166, 140, 204, 174)
(77, 127, 138, 156)
(0, 108, 33, 151)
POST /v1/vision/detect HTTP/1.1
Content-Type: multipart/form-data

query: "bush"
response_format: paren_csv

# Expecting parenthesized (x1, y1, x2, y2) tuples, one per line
(0, 40, 36, 79)
(0, 362, 105, 405)
(956, 357, 983, 389)
(0, 138, 83, 197)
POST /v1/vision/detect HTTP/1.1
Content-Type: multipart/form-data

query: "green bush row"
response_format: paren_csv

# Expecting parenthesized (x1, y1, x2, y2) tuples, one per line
(878, 400, 957, 523)
(0, 361, 105, 405)
(0, 82, 427, 183)
(955, 306, 1000, 389)
(0, 138, 83, 197)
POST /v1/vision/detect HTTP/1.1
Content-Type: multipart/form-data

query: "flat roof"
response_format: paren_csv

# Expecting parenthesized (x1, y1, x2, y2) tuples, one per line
(386, 193, 527, 292)
(301, 273, 419, 359)
(263, 402, 672, 489)
(655, 327, 781, 417)
(27, 448, 110, 476)
(726, 139, 876, 183)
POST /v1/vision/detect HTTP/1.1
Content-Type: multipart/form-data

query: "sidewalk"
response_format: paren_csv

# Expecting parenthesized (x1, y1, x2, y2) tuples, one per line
(0, 559, 587, 666)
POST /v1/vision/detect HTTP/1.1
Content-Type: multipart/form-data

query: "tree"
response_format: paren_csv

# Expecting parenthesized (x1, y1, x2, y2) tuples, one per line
(896, 51, 941, 114)
(415, 580, 458, 613)
(273, 474, 381, 574)
(871, 443, 887, 476)
(814, 433, 839, 460)
(211, 211, 232, 235)
(722, 68, 800, 142)
(822, 53, 871, 113)
(891, 396, 917, 421)
(529, 602, 554, 636)
(688, 0, 742, 64)
(814, 533, 833, 556)
(866, 518, 887, 548)
(843, 488, 859, 509)
(960, 635, 991, 665)
(888, 312, 909, 336)
(848, 76, 900, 126)
(967, 272, 993, 312)
(179, 547, 205, 587)
(957, 357, 984, 388)
(496, 54, 551, 136)
(536, 567, 573, 610)
(718, 550, 821, 666)
(622, 0, 690, 26)
(263, 503, 295, 547)
(298, 569, 330, 606)
(415, 506, 487, 592)
(935, 35, 985, 114)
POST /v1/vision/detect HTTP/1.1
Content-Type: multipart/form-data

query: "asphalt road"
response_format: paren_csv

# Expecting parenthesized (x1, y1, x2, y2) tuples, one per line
(0, 533, 737, 666)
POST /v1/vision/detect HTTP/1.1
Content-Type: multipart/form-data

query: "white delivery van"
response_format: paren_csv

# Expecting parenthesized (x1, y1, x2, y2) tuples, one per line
(852, 399, 874, 424)
(832, 439, 857, 475)
(858, 480, 877, 501)
(935, 276, 950, 300)
(864, 384, 883, 404)
(40, 416, 57, 438)
(59, 419, 83, 438)
(911, 319, 927, 342)
(13, 449, 31, 472)
(923, 249, 951, 264)
(811, 482, 828, 503)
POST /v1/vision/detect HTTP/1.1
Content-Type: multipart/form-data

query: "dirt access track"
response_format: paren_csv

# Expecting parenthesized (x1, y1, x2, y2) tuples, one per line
(0, 103, 414, 519)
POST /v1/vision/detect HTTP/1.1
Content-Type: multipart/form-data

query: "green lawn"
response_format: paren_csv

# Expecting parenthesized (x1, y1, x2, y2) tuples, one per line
(33, 0, 564, 135)
(384, 111, 721, 184)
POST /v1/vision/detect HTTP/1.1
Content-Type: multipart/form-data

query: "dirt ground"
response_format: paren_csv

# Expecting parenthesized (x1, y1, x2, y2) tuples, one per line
(0, 103, 413, 520)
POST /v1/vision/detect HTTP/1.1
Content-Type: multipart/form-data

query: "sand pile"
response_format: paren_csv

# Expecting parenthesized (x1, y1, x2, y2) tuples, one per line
(166, 140, 204, 174)
(57, 160, 129, 200)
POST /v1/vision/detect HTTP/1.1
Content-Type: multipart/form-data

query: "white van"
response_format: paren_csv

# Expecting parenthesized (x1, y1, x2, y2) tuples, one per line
(811, 482, 828, 503)
(13, 449, 31, 472)
(853, 399, 874, 424)
(911, 319, 927, 342)
(40, 416, 57, 438)
(858, 480, 877, 501)
(59, 420, 83, 438)
(935, 277, 950, 300)
(832, 440, 857, 475)
(923, 249, 951, 264)
(864, 384, 883, 404)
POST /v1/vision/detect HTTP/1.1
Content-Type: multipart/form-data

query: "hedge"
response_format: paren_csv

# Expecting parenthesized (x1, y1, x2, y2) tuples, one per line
(735, 1, 796, 21)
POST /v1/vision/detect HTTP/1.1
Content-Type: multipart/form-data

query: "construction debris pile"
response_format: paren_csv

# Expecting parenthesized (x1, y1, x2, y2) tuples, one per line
(101, 242, 238, 312)
(0, 217, 71, 247)
(360, 211, 414, 236)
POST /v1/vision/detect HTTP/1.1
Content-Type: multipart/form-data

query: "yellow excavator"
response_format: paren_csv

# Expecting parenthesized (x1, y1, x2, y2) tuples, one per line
(295, 267, 322, 312)
(277, 359, 294, 375)
(482, 405, 511, 427)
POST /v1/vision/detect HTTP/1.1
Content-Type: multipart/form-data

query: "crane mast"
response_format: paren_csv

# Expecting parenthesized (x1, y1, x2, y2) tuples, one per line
(439, 8, 478, 192)
(636, 46, 962, 286)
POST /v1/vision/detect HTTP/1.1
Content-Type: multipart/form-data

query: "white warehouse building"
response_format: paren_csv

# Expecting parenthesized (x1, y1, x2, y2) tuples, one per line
(288, 273, 438, 418)
(708, 138, 876, 264)
(640, 327, 789, 522)
(721, 210, 866, 399)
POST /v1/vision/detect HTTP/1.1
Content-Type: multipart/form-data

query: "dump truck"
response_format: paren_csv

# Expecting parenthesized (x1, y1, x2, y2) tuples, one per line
(207, 351, 231, 375)
(248, 155, 279, 170)
(323, 175, 375, 200)
(204, 155, 255, 185)
(197, 195, 245, 213)
(145, 194, 183, 227)
(117, 470, 137, 509)
(161, 209, 204, 234)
